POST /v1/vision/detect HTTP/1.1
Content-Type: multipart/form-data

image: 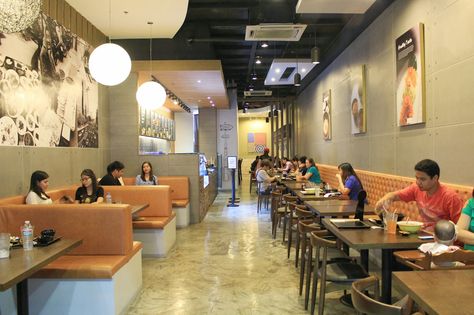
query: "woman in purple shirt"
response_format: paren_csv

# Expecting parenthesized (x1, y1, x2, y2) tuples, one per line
(336, 162, 364, 200)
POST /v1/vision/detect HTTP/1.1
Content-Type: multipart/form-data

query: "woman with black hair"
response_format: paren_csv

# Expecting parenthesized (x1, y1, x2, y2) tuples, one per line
(26, 170, 53, 204)
(336, 162, 364, 200)
(135, 161, 158, 185)
(75, 169, 104, 204)
(296, 158, 321, 184)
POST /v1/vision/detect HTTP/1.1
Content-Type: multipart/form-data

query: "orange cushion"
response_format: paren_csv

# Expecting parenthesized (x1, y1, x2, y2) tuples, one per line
(172, 199, 189, 207)
(132, 213, 176, 229)
(32, 242, 142, 279)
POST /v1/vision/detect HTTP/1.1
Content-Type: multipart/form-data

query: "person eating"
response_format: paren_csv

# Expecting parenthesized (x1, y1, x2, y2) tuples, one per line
(375, 159, 463, 230)
(296, 158, 321, 184)
(336, 162, 364, 200)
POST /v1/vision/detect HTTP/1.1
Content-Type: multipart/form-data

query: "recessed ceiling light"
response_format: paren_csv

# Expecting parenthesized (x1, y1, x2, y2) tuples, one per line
(275, 68, 280, 73)
(197, 80, 201, 83)
(211, 104, 215, 107)
(207, 96, 211, 99)
(271, 77, 276, 82)
(210, 100, 213, 103)
(301, 68, 306, 73)
(198, 100, 201, 102)
(255, 57, 262, 64)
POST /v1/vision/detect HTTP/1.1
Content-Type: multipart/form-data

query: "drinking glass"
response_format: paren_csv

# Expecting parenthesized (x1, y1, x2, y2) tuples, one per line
(0, 233, 10, 259)
(384, 212, 398, 234)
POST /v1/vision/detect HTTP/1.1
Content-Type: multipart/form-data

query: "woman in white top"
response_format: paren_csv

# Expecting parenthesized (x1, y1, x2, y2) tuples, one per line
(26, 171, 54, 204)
(135, 161, 158, 185)
(256, 160, 278, 194)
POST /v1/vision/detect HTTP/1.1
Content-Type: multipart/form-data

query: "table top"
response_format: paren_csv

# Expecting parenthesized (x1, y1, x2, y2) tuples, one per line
(306, 200, 358, 217)
(131, 203, 149, 215)
(0, 239, 82, 291)
(393, 269, 474, 315)
(322, 218, 430, 250)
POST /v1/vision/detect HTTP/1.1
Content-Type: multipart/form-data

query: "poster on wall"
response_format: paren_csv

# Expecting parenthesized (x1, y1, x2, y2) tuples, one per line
(350, 65, 367, 134)
(247, 132, 266, 153)
(396, 23, 425, 127)
(0, 13, 98, 147)
(138, 107, 175, 141)
(322, 90, 331, 141)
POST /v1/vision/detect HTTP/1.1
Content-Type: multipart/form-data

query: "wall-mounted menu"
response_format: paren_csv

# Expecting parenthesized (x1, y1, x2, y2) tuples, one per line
(139, 107, 175, 141)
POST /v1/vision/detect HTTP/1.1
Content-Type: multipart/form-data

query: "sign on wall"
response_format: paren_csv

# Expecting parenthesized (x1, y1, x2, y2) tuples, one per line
(0, 13, 99, 147)
(396, 23, 426, 127)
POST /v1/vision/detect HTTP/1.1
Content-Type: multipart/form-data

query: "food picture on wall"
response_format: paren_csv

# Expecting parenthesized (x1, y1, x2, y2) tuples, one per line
(0, 13, 99, 147)
(322, 90, 331, 140)
(350, 65, 366, 134)
(396, 23, 425, 127)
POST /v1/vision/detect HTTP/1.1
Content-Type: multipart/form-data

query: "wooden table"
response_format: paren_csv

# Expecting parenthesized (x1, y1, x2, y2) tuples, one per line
(0, 239, 82, 315)
(322, 218, 430, 303)
(306, 200, 358, 216)
(131, 203, 149, 220)
(393, 270, 474, 315)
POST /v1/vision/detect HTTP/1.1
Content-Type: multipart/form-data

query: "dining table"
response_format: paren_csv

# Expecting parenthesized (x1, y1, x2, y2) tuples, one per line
(131, 203, 149, 220)
(321, 218, 431, 303)
(393, 269, 474, 315)
(0, 238, 83, 315)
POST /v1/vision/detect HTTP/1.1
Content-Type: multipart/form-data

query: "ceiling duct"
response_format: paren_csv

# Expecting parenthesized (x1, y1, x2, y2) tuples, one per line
(245, 24, 307, 41)
(244, 90, 272, 97)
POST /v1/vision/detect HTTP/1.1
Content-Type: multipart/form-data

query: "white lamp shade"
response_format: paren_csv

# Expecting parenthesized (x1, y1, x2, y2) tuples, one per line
(136, 81, 166, 109)
(89, 43, 131, 86)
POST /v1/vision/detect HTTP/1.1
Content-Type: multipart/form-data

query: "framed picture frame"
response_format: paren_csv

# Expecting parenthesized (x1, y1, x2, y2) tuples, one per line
(322, 90, 332, 140)
(350, 65, 367, 134)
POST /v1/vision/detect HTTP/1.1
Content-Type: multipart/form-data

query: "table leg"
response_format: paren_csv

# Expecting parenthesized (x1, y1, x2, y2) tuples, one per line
(17, 279, 29, 315)
(360, 249, 369, 272)
(342, 243, 349, 256)
(381, 248, 393, 304)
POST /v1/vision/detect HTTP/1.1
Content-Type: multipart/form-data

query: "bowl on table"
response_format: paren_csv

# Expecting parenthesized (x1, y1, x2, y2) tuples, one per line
(304, 187, 316, 193)
(397, 221, 423, 233)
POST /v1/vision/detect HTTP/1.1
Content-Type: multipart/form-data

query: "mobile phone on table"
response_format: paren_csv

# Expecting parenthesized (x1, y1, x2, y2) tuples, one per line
(418, 235, 434, 240)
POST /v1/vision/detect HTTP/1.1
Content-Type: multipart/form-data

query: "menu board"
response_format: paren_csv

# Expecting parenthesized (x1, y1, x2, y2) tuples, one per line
(139, 107, 175, 141)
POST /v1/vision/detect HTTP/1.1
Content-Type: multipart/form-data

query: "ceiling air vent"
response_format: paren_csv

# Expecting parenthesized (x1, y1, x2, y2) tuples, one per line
(245, 23, 307, 41)
(244, 90, 273, 97)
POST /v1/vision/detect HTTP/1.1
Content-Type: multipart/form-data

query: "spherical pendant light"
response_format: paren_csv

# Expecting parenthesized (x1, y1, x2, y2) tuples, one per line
(89, 43, 131, 86)
(0, 0, 41, 34)
(136, 81, 166, 109)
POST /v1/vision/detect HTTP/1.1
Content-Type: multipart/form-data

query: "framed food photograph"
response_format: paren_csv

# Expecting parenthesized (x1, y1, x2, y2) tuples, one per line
(396, 23, 426, 127)
(322, 90, 332, 141)
(350, 65, 367, 134)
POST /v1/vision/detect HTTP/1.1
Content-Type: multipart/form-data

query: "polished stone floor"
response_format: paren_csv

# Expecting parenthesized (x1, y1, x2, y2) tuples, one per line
(127, 187, 356, 314)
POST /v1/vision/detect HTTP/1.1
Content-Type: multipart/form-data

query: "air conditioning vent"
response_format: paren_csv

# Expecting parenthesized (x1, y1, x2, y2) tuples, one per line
(245, 23, 307, 41)
(244, 90, 272, 97)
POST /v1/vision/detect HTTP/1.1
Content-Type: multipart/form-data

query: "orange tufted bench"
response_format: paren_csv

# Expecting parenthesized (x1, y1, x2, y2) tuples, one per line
(317, 164, 472, 221)
(103, 185, 176, 257)
(0, 203, 142, 315)
(122, 176, 190, 228)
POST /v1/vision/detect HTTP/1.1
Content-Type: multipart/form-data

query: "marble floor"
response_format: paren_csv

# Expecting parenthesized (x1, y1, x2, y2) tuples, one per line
(127, 185, 357, 315)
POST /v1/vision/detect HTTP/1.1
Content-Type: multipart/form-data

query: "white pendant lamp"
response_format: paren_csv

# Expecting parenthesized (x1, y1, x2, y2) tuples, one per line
(136, 21, 166, 109)
(0, 0, 42, 33)
(88, 0, 131, 86)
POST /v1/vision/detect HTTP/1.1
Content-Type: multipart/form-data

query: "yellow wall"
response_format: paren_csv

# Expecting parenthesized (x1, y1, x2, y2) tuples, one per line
(238, 117, 271, 159)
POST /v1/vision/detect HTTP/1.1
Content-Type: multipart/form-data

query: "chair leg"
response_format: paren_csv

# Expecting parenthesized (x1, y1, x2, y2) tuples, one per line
(318, 248, 328, 315)
(295, 228, 301, 268)
(310, 246, 320, 315)
(287, 220, 293, 259)
(304, 244, 313, 310)
(282, 215, 287, 242)
(299, 235, 307, 296)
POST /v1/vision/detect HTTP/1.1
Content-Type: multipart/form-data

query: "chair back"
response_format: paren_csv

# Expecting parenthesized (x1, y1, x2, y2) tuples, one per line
(355, 190, 367, 220)
(309, 231, 337, 249)
(429, 249, 474, 269)
(294, 206, 313, 219)
(284, 195, 298, 203)
(271, 191, 283, 211)
(351, 276, 404, 315)
(298, 220, 320, 234)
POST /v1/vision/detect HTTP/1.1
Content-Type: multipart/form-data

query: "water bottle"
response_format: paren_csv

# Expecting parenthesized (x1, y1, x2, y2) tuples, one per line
(21, 221, 34, 251)
(105, 192, 112, 204)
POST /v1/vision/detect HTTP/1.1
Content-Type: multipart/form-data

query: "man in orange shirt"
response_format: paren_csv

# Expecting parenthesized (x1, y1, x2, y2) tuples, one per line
(375, 159, 463, 230)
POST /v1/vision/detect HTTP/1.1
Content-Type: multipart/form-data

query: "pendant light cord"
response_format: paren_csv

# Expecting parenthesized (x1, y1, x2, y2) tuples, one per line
(148, 22, 153, 78)
(108, 0, 112, 43)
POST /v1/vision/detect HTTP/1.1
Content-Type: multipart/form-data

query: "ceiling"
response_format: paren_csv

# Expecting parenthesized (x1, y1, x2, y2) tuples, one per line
(73, 0, 395, 111)
(67, 0, 188, 39)
(134, 60, 229, 110)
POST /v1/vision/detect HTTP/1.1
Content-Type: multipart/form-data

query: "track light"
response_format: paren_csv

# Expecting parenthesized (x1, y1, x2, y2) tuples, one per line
(251, 73, 257, 80)
(261, 41, 269, 48)
(311, 47, 320, 65)
(294, 72, 301, 86)
(255, 57, 262, 64)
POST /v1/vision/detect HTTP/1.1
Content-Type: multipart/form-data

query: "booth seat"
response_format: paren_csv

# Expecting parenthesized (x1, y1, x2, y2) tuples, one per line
(103, 185, 176, 257)
(122, 176, 190, 228)
(317, 164, 473, 221)
(0, 203, 142, 315)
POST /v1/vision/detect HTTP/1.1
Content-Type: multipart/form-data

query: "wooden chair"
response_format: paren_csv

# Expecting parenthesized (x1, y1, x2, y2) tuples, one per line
(309, 231, 369, 315)
(297, 220, 322, 299)
(270, 190, 283, 237)
(294, 206, 318, 268)
(237, 158, 243, 185)
(249, 171, 257, 193)
(281, 195, 298, 242)
(354, 190, 367, 220)
(256, 181, 271, 213)
(351, 276, 421, 315)
(286, 203, 308, 259)
(394, 248, 474, 271)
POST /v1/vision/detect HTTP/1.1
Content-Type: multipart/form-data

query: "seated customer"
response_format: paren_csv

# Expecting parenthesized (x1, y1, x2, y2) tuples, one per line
(135, 161, 158, 185)
(296, 158, 321, 184)
(291, 156, 299, 171)
(375, 159, 463, 230)
(456, 189, 474, 250)
(26, 171, 71, 204)
(278, 157, 294, 175)
(99, 161, 125, 186)
(250, 156, 259, 173)
(75, 169, 104, 204)
(336, 162, 364, 200)
(256, 159, 278, 194)
(298, 155, 307, 176)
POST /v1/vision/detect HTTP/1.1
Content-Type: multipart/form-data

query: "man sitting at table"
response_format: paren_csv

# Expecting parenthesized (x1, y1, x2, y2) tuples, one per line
(375, 159, 463, 230)
(99, 161, 125, 186)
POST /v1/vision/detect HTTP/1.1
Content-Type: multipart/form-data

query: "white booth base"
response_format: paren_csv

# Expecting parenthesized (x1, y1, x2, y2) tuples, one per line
(175, 204, 190, 228)
(133, 216, 176, 257)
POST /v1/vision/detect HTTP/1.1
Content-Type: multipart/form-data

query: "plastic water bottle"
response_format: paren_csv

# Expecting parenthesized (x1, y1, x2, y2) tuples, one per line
(21, 221, 34, 251)
(105, 192, 112, 204)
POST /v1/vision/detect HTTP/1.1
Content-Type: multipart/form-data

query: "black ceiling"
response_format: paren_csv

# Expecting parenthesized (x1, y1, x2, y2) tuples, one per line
(114, 0, 394, 109)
